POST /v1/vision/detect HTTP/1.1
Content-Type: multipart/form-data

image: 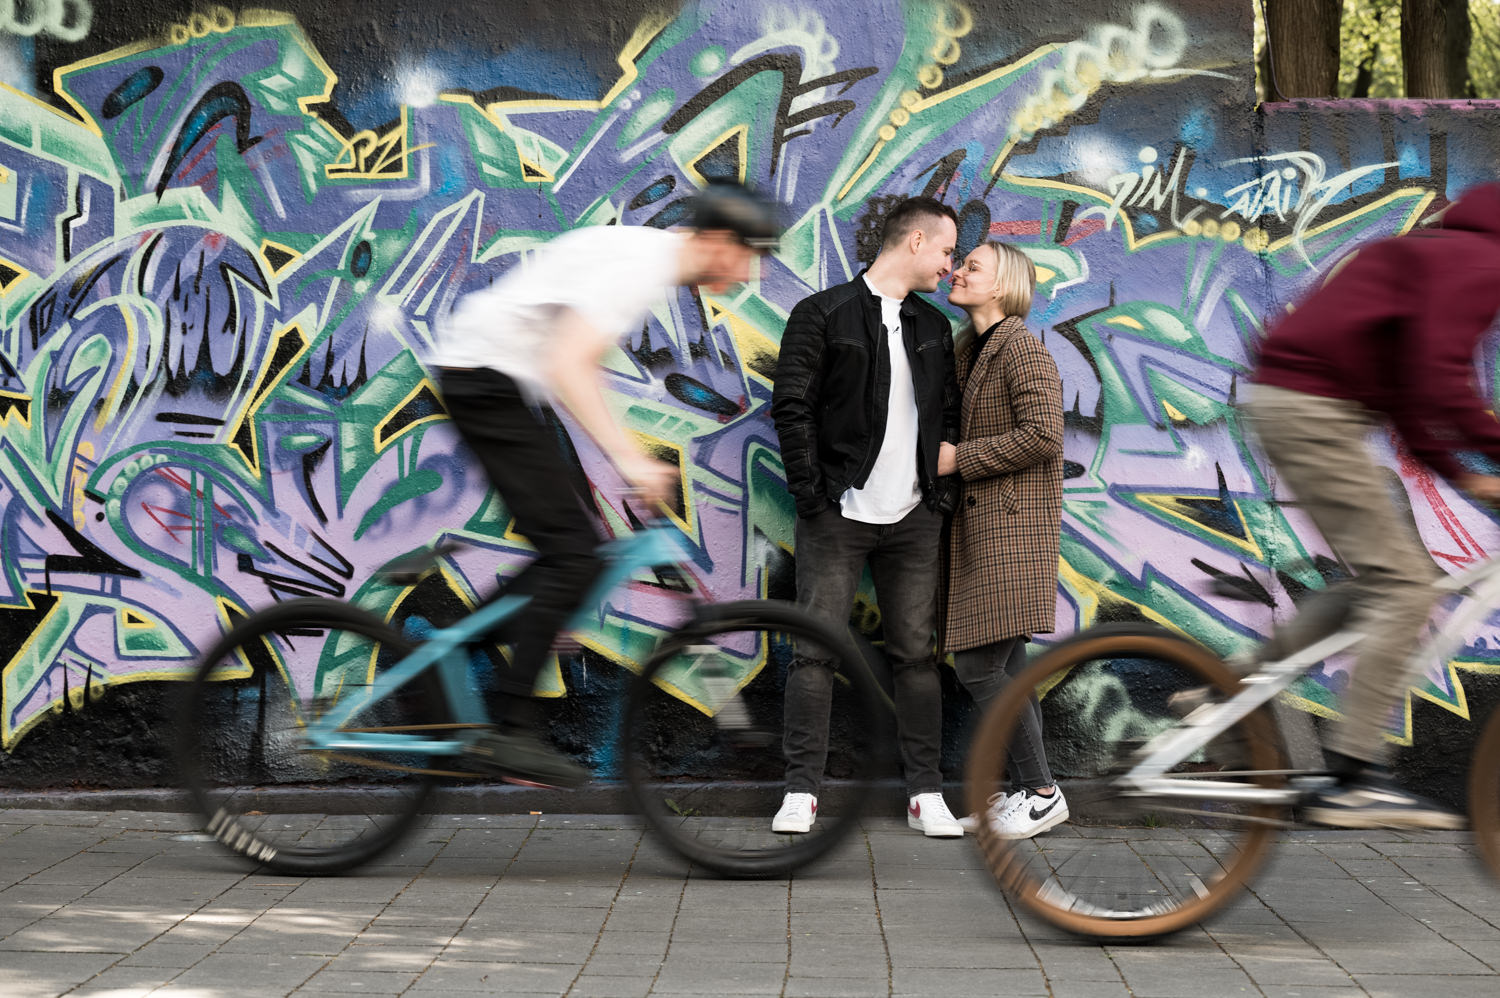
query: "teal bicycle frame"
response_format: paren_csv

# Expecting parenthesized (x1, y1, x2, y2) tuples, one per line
(302, 524, 692, 762)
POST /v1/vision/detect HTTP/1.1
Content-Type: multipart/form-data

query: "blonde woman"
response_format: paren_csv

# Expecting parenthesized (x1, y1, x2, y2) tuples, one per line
(939, 241, 1067, 838)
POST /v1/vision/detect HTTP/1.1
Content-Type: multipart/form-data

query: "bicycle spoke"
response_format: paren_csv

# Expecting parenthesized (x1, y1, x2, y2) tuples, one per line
(624, 601, 890, 878)
(967, 625, 1288, 937)
(178, 599, 441, 874)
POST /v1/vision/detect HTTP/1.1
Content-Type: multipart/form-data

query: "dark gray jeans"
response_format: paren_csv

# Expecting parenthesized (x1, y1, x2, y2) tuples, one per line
(785, 503, 944, 797)
(953, 637, 1054, 790)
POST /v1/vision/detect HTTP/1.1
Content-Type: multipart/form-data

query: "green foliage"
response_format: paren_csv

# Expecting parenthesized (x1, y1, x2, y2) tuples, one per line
(1473, 1, 1500, 96)
(1254, 0, 1500, 99)
(1339, 0, 1403, 97)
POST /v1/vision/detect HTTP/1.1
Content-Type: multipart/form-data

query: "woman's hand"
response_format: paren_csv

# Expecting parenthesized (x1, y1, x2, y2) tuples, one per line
(938, 441, 959, 477)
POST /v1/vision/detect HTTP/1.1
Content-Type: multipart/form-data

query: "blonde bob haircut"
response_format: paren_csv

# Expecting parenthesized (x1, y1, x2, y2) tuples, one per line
(982, 240, 1037, 317)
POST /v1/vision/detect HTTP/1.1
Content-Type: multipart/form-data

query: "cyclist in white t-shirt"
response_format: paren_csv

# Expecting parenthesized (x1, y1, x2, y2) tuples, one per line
(434, 184, 782, 787)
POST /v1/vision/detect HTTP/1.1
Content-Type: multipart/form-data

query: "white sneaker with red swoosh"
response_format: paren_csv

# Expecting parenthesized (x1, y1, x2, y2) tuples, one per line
(906, 793, 964, 837)
(771, 792, 818, 834)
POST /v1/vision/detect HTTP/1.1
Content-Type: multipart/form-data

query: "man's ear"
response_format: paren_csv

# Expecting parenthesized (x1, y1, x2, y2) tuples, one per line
(907, 227, 925, 255)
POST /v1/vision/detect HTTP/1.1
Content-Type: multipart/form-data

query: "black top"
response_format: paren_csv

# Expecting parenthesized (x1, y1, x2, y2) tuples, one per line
(969, 321, 1004, 376)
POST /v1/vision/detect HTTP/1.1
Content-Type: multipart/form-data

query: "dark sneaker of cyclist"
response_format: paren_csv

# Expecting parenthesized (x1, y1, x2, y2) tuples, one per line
(1248, 182, 1500, 830)
(433, 183, 782, 789)
(1304, 760, 1464, 830)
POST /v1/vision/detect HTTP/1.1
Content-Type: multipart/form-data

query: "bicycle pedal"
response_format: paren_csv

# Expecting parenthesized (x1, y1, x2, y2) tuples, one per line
(1288, 773, 1338, 800)
(724, 730, 777, 750)
(1167, 686, 1213, 717)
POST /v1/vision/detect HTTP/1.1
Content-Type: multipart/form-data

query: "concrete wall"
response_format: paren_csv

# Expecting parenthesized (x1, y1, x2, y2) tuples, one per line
(2, 1, 1497, 797)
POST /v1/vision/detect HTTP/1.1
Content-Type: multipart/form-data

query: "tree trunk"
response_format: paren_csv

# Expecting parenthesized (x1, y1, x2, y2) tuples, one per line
(1404, 0, 1472, 97)
(1264, 0, 1343, 97)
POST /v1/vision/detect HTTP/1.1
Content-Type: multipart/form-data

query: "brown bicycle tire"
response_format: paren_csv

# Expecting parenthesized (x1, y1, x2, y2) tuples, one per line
(963, 623, 1288, 939)
(1467, 702, 1500, 879)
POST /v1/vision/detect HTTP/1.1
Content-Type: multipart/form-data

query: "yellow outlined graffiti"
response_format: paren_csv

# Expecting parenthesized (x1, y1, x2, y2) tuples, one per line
(373, 377, 445, 453)
(226, 323, 311, 474)
(326, 107, 435, 180)
(684, 125, 749, 186)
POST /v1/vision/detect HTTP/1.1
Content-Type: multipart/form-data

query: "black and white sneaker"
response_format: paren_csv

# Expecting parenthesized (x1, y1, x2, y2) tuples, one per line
(1303, 770, 1464, 830)
(461, 728, 590, 789)
(992, 787, 1069, 839)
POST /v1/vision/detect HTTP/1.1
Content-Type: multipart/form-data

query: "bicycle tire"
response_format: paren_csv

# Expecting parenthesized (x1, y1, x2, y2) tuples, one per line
(176, 597, 442, 875)
(621, 600, 891, 878)
(1468, 702, 1500, 879)
(964, 623, 1288, 939)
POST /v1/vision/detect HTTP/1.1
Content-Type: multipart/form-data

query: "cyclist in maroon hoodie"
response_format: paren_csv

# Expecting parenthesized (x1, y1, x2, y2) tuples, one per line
(1248, 182, 1500, 828)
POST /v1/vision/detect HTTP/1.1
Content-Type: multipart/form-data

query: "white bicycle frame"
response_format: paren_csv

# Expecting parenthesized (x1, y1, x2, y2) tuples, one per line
(1121, 556, 1500, 806)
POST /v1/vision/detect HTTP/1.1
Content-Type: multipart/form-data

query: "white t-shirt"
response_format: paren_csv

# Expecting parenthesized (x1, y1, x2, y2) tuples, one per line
(839, 276, 922, 524)
(435, 226, 684, 400)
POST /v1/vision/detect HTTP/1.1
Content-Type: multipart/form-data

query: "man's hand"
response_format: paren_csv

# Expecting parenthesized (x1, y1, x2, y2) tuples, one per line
(1459, 472, 1500, 504)
(618, 452, 677, 506)
(937, 441, 959, 477)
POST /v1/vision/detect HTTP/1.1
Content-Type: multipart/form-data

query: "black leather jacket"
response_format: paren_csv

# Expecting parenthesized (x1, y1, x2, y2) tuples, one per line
(771, 271, 961, 519)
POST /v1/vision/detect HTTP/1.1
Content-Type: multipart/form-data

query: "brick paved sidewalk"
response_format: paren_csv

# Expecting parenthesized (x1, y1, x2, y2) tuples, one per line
(2, 808, 1498, 997)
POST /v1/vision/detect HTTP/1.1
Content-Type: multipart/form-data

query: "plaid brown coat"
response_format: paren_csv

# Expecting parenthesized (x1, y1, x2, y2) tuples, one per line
(941, 316, 1064, 652)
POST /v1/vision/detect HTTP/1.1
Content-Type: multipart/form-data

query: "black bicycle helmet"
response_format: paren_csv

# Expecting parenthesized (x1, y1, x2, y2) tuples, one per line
(688, 182, 783, 253)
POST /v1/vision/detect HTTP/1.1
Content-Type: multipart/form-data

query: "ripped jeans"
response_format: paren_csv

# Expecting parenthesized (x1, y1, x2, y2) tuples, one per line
(783, 504, 945, 798)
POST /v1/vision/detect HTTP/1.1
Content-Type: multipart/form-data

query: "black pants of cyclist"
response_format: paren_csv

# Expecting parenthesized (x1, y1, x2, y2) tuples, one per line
(437, 366, 603, 706)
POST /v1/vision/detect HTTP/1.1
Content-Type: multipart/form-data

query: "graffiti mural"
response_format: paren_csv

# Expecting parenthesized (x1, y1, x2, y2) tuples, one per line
(2, 0, 1498, 783)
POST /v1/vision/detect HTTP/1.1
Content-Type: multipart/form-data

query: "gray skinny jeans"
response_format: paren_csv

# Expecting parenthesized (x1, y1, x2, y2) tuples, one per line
(954, 636, 1054, 790)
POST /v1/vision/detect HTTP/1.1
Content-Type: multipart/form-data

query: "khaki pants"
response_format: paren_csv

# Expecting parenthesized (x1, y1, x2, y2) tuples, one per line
(1244, 384, 1442, 765)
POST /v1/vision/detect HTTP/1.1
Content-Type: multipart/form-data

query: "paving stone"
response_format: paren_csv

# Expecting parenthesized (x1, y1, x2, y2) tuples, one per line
(1317, 937, 1491, 975)
(1354, 974, 1500, 998)
(447, 929, 598, 963)
(321, 945, 444, 971)
(0, 950, 132, 995)
(590, 929, 672, 955)
(65, 964, 183, 992)
(650, 960, 788, 994)
(1111, 966, 1261, 997)
(118, 941, 222, 968)
(892, 965, 1047, 995)
(1044, 981, 1136, 998)
(167, 950, 329, 988)
(409, 958, 576, 992)
(569, 950, 660, 975)
(567, 975, 661, 998)
(4, 810, 1500, 998)
(782, 976, 893, 996)
(299, 968, 422, 992)
(665, 939, 788, 963)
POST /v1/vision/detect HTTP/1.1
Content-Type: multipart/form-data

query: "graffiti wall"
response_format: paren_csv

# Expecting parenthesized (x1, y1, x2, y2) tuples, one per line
(2, 0, 1497, 795)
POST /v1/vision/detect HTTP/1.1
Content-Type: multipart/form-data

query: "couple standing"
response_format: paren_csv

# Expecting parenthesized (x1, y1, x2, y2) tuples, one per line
(770, 197, 1067, 840)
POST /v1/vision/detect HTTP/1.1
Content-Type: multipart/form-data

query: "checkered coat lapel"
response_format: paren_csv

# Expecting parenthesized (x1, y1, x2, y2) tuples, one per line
(942, 316, 1064, 651)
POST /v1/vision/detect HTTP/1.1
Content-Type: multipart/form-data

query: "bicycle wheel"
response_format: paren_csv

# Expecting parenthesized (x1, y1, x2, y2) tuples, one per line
(176, 598, 443, 875)
(1467, 704, 1500, 879)
(965, 623, 1288, 939)
(622, 600, 891, 878)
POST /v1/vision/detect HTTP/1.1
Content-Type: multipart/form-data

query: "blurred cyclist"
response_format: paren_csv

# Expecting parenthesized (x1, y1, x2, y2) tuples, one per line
(1248, 182, 1500, 828)
(434, 183, 781, 788)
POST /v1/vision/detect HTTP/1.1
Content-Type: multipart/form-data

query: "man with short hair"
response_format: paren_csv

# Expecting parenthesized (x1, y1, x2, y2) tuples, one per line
(435, 183, 782, 789)
(770, 197, 965, 837)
